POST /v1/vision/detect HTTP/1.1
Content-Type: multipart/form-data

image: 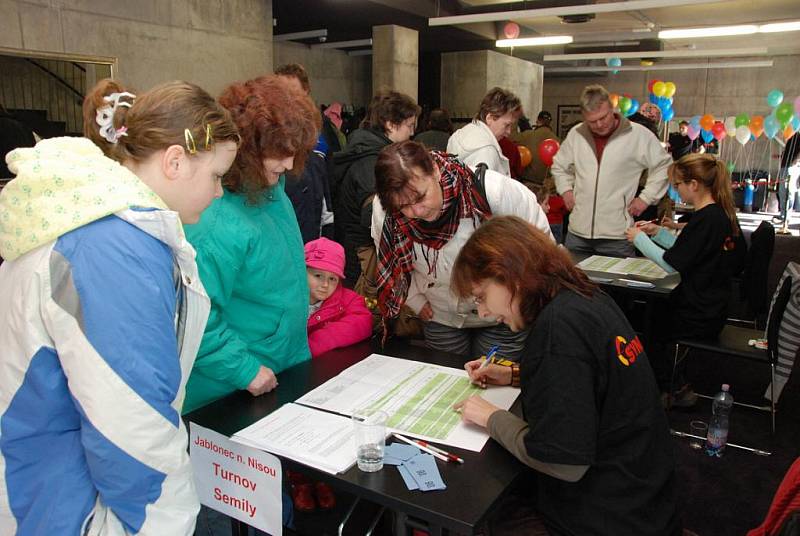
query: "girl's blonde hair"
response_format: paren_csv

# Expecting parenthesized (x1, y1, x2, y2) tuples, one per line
(668, 153, 739, 236)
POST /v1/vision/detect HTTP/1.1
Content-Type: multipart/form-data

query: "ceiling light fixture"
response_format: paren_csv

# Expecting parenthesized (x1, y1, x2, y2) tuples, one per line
(545, 60, 773, 72)
(659, 20, 800, 39)
(659, 25, 757, 39)
(496, 35, 573, 47)
(544, 47, 768, 61)
(759, 20, 800, 33)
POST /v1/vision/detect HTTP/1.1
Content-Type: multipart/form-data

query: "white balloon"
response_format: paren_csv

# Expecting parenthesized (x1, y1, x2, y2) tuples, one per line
(735, 125, 750, 145)
(724, 117, 737, 137)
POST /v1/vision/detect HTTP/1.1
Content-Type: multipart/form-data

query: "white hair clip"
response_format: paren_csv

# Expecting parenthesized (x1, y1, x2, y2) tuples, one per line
(95, 91, 136, 144)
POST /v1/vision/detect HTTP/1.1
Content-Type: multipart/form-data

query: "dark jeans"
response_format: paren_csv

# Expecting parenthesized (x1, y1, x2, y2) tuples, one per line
(565, 231, 635, 258)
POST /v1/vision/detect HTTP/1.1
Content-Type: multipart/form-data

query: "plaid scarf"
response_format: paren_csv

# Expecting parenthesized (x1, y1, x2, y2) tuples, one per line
(377, 152, 492, 323)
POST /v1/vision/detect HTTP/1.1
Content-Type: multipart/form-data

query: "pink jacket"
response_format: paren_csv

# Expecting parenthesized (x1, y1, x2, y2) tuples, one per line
(308, 285, 373, 357)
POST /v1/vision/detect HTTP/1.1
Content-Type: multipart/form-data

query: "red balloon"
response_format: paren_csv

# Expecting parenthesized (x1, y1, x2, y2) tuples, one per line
(538, 138, 560, 167)
(711, 121, 726, 141)
(647, 79, 660, 94)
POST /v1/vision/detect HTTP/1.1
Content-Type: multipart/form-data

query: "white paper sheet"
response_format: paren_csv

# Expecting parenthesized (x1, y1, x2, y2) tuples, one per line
(577, 254, 669, 279)
(232, 403, 356, 474)
(295, 354, 520, 452)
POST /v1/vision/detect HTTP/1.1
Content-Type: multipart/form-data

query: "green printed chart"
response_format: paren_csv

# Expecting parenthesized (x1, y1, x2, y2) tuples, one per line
(295, 354, 519, 451)
(368, 368, 481, 439)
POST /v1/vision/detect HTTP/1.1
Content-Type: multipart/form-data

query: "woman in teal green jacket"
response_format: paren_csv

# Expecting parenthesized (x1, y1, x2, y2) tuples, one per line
(183, 75, 321, 413)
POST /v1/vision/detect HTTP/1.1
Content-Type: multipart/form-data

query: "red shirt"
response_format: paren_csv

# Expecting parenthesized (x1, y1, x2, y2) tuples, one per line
(498, 137, 523, 178)
(547, 194, 567, 225)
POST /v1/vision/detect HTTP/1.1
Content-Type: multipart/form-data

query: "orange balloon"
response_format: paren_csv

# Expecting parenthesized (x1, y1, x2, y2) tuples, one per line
(785, 124, 796, 140)
(609, 93, 619, 108)
(700, 113, 715, 131)
(750, 115, 764, 138)
(518, 145, 532, 167)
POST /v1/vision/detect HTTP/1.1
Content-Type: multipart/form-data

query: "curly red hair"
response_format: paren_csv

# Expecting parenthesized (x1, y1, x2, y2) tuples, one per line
(219, 74, 321, 202)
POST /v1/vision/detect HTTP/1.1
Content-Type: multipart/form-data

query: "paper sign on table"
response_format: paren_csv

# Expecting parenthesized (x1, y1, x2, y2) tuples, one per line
(190, 423, 282, 535)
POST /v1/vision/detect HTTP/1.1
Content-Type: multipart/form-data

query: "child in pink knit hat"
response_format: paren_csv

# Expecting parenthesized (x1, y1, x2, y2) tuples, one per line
(304, 237, 372, 358)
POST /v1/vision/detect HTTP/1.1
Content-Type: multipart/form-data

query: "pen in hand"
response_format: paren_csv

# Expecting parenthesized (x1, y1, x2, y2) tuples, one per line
(479, 345, 499, 370)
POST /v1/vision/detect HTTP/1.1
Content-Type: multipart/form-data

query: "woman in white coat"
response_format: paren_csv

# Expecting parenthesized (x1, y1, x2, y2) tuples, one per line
(371, 140, 552, 361)
(447, 87, 522, 176)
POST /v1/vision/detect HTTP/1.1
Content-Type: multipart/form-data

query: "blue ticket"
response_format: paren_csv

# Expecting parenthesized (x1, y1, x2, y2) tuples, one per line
(397, 463, 419, 490)
(383, 455, 404, 466)
(385, 443, 421, 461)
(404, 453, 446, 491)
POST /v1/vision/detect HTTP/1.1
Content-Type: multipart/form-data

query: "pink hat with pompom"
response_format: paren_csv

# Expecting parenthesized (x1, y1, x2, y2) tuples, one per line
(304, 237, 345, 280)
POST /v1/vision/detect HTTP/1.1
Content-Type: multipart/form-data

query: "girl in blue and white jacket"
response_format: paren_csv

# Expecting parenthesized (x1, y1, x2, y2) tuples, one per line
(0, 79, 238, 535)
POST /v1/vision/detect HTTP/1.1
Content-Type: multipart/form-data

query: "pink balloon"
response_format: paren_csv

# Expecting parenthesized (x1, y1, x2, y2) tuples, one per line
(503, 22, 520, 39)
(687, 125, 700, 141)
(795, 95, 800, 116)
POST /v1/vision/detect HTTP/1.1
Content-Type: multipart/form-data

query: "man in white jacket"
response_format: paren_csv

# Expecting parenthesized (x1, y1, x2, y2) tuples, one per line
(552, 84, 671, 257)
(447, 87, 522, 176)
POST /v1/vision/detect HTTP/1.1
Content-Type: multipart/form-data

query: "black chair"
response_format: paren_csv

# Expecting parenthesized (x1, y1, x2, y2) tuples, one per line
(731, 220, 775, 328)
(672, 274, 793, 434)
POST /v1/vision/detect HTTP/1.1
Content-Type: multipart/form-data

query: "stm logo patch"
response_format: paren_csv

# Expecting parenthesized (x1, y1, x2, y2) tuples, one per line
(615, 335, 644, 366)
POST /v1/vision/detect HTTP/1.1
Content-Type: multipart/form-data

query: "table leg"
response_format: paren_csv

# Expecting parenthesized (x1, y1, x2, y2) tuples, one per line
(231, 519, 249, 536)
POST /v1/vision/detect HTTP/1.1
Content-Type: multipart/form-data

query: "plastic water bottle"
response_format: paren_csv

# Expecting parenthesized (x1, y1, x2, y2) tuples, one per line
(743, 180, 754, 213)
(705, 384, 734, 457)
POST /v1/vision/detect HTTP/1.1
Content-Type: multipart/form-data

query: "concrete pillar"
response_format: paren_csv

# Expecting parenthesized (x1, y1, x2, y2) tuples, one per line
(372, 25, 418, 100)
(441, 50, 543, 120)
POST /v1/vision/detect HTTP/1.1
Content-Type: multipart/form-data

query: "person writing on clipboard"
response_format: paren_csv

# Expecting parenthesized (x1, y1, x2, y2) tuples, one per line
(452, 216, 680, 536)
(625, 153, 746, 407)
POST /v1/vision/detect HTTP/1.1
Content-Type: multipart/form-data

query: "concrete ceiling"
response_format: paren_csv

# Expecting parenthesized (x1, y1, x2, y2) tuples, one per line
(272, 0, 800, 63)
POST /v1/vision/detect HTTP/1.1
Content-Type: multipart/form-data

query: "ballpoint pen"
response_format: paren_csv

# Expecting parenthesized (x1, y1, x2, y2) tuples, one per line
(393, 432, 464, 464)
(479, 345, 499, 369)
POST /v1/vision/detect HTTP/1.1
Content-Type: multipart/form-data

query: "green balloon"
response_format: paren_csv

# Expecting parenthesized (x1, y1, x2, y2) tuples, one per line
(727, 162, 735, 173)
(734, 113, 750, 128)
(619, 97, 631, 113)
(775, 102, 793, 126)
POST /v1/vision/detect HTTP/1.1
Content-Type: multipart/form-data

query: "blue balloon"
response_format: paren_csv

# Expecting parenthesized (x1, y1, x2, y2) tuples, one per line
(606, 57, 622, 67)
(766, 89, 784, 108)
(663, 108, 675, 122)
(649, 93, 658, 104)
(659, 100, 673, 114)
(690, 115, 701, 128)
(626, 99, 639, 117)
(764, 114, 780, 138)
(750, 134, 756, 142)
(793, 116, 800, 131)
(701, 129, 714, 143)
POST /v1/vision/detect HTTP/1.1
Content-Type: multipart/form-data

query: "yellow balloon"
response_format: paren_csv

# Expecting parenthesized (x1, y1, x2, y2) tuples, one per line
(664, 82, 677, 98)
(652, 81, 666, 97)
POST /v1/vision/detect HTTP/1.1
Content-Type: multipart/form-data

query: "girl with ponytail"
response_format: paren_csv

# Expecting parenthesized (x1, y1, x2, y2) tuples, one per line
(625, 153, 747, 405)
(0, 78, 238, 534)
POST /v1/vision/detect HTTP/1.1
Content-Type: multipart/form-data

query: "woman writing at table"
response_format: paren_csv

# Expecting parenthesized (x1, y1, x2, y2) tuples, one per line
(625, 153, 746, 406)
(453, 216, 680, 536)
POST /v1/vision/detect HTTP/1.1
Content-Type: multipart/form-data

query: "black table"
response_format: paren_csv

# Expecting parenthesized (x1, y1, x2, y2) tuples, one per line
(570, 250, 680, 345)
(186, 339, 526, 535)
